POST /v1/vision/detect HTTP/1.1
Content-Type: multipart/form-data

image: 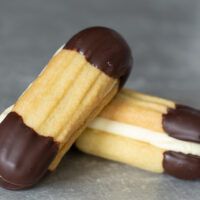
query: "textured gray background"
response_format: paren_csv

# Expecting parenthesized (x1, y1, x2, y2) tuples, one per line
(0, 0, 199, 199)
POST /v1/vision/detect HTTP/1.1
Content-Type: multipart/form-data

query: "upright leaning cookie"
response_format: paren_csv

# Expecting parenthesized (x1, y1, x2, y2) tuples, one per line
(76, 89, 200, 180)
(0, 27, 133, 189)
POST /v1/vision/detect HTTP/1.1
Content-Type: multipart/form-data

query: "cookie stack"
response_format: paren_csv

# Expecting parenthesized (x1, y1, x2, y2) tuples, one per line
(0, 27, 199, 190)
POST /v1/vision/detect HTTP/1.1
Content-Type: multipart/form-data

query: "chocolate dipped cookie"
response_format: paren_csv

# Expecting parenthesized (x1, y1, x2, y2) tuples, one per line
(76, 89, 200, 180)
(0, 27, 133, 189)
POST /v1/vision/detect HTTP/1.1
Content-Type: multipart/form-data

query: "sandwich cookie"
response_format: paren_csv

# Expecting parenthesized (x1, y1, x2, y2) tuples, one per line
(0, 27, 133, 189)
(76, 89, 200, 180)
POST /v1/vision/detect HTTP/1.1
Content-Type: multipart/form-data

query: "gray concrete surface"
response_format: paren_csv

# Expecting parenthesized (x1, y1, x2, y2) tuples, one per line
(0, 0, 199, 199)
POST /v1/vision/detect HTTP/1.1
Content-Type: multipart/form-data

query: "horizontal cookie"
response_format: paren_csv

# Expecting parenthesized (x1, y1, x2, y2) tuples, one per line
(76, 89, 200, 180)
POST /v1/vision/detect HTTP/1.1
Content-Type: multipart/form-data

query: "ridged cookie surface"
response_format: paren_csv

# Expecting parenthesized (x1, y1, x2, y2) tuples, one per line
(76, 89, 200, 180)
(0, 27, 133, 189)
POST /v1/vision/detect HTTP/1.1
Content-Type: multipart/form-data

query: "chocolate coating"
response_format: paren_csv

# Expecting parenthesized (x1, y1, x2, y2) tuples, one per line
(0, 170, 51, 190)
(163, 151, 200, 180)
(163, 104, 200, 143)
(0, 112, 58, 189)
(0, 177, 20, 190)
(64, 26, 133, 88)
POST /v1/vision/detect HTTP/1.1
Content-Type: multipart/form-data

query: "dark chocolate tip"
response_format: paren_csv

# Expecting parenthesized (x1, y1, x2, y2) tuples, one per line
(64, 26, 133, 88)
(0, 170, 51, 190)
(0, 177, 31, 190)
(163, 104, 200, 143)
(163, 151, 200, 180)
(0, 112, 59, 189)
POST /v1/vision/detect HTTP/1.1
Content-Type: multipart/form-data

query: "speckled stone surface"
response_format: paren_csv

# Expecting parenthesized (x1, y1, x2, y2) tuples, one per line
(0, 0, 199, 199)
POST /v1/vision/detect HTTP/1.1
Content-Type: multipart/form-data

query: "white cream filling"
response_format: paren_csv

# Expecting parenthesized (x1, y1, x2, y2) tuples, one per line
(53, 44, 65, 57)
(88, 118, 200, 156)
(0, 105, 13, 123)
(1, 106, 199, 156)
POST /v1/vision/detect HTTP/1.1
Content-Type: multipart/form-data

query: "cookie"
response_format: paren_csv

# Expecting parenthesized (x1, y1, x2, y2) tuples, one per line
(76, 89, 200, 180)
(0, 27, 133, 189)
